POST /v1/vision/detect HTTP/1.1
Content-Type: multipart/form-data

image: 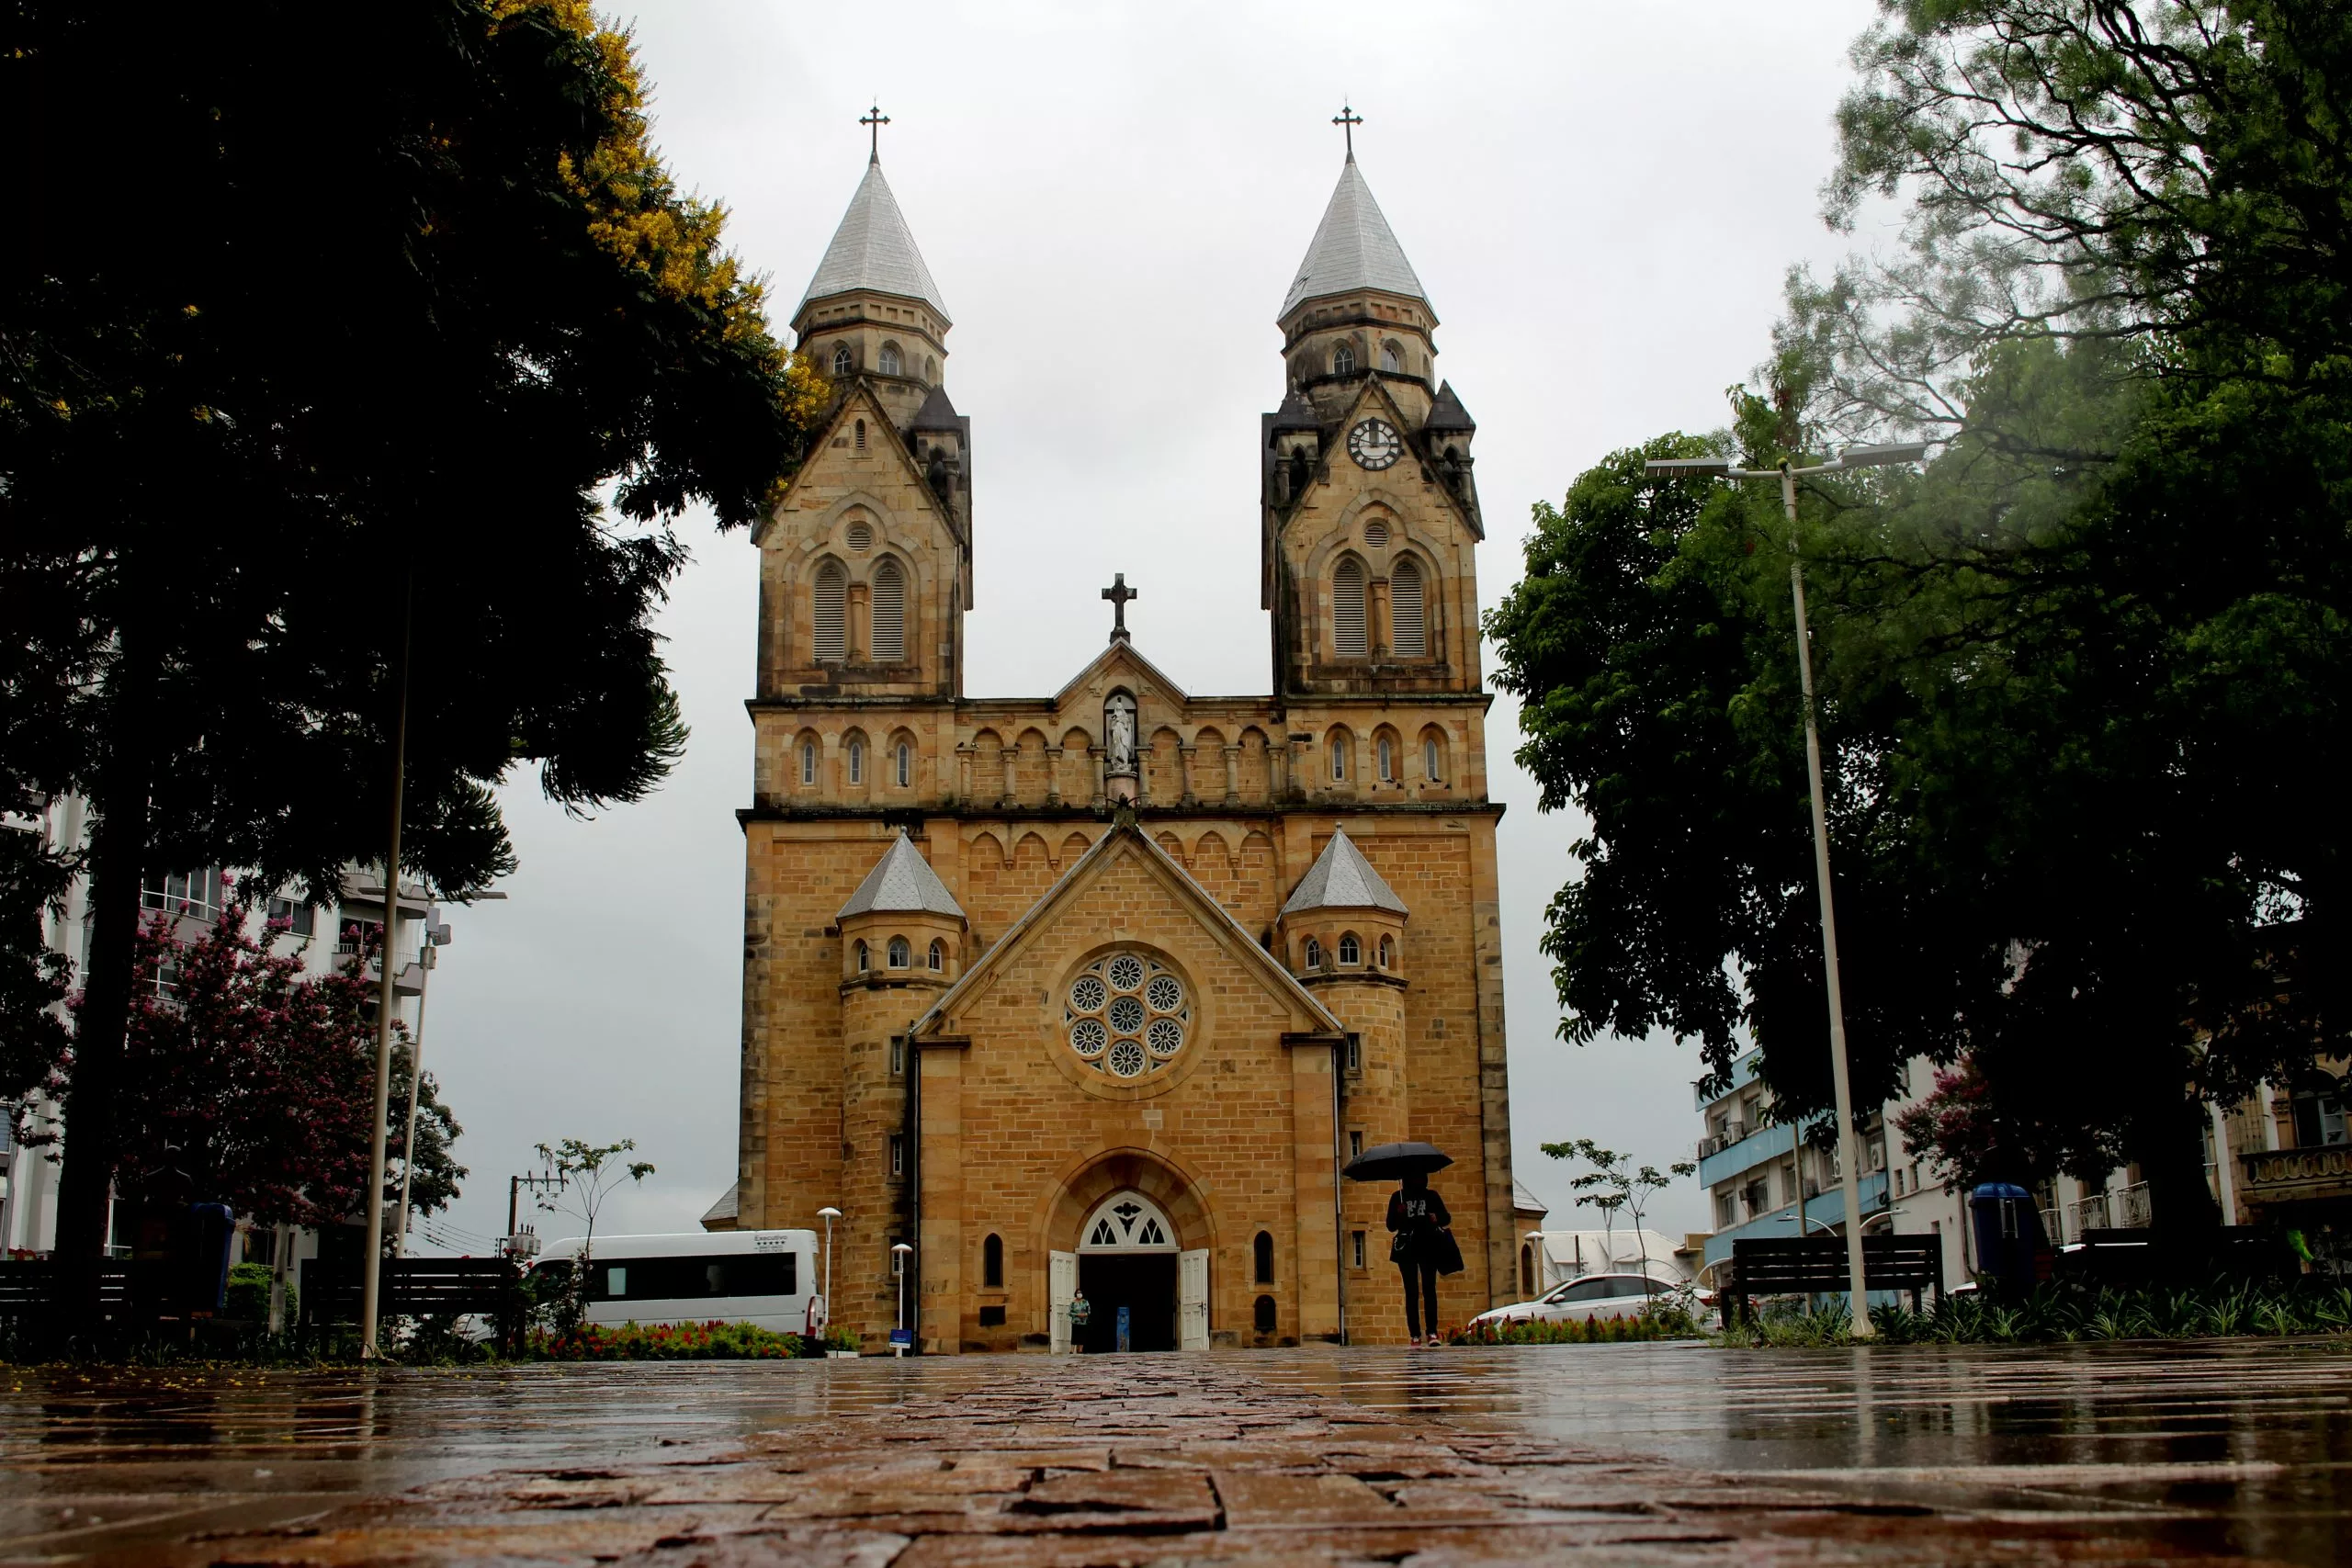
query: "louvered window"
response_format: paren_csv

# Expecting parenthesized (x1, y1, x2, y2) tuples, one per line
(871, 558, 905, 661)
(813, 561, 846, 660)
(1331, 558, 1367, 658)
(1390, 558, 1426, 657)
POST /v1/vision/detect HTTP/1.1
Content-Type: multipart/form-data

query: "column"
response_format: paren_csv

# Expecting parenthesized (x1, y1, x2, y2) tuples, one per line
(917, 1040, 967, 1354)
(999, 739, 1018, 808)
(1044, 744, 1064, 807)
(1177, 741, 1197, 807)
(1089, 746, 1107, 810)
(1287, 1036, 1343, 1342)
(1222, 744, 1241, 807)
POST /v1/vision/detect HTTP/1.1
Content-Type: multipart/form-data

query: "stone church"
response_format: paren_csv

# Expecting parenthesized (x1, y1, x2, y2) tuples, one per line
(731, 131, 1523, 1351)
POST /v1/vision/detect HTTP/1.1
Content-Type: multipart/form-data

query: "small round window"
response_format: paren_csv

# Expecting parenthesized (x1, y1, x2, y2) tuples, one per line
(1065, 951, 1189, 1078)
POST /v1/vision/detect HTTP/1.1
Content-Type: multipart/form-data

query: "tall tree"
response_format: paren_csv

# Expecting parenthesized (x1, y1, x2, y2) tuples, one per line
(1, 1, 826, 1254)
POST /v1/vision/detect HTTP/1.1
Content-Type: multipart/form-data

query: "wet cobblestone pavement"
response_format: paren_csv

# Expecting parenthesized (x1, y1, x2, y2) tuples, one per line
(3, 1340, 2348, 1565)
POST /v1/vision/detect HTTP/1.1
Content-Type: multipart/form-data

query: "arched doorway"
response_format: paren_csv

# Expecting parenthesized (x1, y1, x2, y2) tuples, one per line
(1074, 1190, 1178, 1353)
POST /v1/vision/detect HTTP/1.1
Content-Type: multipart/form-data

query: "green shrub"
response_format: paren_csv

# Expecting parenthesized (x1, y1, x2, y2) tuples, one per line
(223, 1262, 295, 1325)
(1727, 1278, 2352, 1347)
(527, 1319, 804, 1360)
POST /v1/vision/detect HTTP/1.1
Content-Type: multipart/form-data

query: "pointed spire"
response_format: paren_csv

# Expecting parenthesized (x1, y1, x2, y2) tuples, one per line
(799, 159, 949, 321)
(1281, 828, 1408, 917)
(838, 831, 965, 919)
(1281, 159, 1428, 319)
(1424, 380, 1476, 433)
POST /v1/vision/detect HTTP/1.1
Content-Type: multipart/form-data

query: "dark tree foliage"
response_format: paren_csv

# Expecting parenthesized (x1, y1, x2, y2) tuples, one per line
(1492, 2, 2352, 1229)
(0, 2, 824, 1253)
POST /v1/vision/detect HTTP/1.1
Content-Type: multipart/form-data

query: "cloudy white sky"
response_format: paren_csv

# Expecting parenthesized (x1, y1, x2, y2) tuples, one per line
(415, 0, 1887, 1258)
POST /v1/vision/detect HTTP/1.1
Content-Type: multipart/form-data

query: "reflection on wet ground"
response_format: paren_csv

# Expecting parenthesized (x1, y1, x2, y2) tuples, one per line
(2, 1338, 2347, 1562)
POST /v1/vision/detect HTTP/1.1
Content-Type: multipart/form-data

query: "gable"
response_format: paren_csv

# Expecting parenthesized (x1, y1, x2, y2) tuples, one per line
(753, 382, 956, 550)
(1288, 378, 1481, 545)
(912, 826, 1341, 1043)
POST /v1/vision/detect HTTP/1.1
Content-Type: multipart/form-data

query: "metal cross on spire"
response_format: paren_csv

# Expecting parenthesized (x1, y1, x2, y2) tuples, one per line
(1333, 102, 1363, 161)
(1102, 573, 1138, 643)
(861, 102, 890, 163)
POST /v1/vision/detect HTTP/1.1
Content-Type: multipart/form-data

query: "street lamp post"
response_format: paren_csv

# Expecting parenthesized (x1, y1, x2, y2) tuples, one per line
(1646, 440, 1929, 1338)
(890, 1241, 913, 1356)
(817, 1205, 841, 1342)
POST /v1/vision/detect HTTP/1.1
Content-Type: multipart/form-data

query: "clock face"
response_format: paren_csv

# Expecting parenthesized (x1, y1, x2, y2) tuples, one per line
(1347, 418, 1403, 471)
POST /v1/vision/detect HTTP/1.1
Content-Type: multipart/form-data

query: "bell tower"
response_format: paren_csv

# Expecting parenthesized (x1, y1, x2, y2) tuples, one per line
(1261, 112, 1485, 701)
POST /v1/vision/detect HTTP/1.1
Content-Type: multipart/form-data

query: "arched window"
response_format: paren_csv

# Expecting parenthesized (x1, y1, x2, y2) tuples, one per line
(1390, 557, 1426, 657)
(870, 558, 905, 662)
(1254, 1293, 1277, 1333)
(1338, 932, 1361, 966)
(854, 940, 870, 973)
(1380, 339, 1403, 373)
(813, 560, 846, 660)
(1331, 558, 1367, 658)
(846, 521, 871, 551)
(1253, 1230, 1275, 1284)
(927, 938, 944, 972)
(983, 1233, 1004, 1289)
(1329, 733, 1348, 782)
(830, 344, 852, 377)
(1363, 520, 1388, 551)
(800, 738, 817, 786)
(888, 936, 910, 968)
(1378, 934, 1395, 969)
(1303, 937, 1322, 970)
(1376, 736, 1394, 782)
(854, 418, 867, 451)
(924, 355, 938, 382)
(878, 342, 903, 376)
(1521, 1242, 1535, 1297)
(1332, 343, 1355, 377)
(847, 738, 865, 784)
(896, 742, 912, 788)
(1423, 734, 1442, 783)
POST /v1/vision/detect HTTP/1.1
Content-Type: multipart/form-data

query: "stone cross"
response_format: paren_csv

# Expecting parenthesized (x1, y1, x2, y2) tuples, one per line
(1102, 572, 1137, 643)
(861, 103, 890, 163)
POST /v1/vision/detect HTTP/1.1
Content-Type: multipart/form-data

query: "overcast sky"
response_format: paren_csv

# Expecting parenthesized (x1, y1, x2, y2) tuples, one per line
(413, 0, 1886, 1259)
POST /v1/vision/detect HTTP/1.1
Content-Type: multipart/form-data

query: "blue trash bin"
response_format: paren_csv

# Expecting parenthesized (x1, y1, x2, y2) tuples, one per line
(1969, 1183, 2046, 1297)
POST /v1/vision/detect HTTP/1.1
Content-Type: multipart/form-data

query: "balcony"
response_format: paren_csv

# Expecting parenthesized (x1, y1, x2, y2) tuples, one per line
(2241, 1145, 2352, 1208)
(1697, 1122, 1753, 1160)
(1697, 1121, 1798, 1188)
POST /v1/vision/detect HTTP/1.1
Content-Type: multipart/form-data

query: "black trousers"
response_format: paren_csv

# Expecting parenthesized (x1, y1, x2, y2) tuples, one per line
(1397, 1258, 1440, 1339)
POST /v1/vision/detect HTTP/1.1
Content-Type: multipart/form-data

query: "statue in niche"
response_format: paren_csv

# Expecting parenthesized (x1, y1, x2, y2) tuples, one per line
(1104, 693, 1138, 777)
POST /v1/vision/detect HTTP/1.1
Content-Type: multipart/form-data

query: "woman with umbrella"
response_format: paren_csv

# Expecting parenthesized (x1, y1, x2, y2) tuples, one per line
(1347, 1141, 1464, 1347)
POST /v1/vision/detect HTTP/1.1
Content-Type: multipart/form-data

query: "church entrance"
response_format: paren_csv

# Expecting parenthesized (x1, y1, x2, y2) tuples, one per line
(1057, 1190, 1204, 1354)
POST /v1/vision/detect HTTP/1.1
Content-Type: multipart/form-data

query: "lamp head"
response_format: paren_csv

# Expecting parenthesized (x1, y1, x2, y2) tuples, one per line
(1645, 457, 1732, 479)
(890, 1242, 913, 1256)
(818, 1206, 842, 1220)
(1835, 441, 1931, 468)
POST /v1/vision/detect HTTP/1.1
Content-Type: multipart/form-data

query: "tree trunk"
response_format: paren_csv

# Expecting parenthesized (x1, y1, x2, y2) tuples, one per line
(51, 635, 157, 1259)
(2134, 1089, 2223, 1238)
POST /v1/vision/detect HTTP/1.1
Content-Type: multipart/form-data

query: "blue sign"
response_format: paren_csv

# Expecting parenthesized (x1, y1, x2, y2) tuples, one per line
(1115, 1303, 1131, 1353)
(888, 1327, 913, 1347)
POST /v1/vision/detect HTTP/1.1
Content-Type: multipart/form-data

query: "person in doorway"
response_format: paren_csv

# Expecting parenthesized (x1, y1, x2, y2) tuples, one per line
(1386, 1171, 1454, 1346)
(1068, 1287, 1091, 1352)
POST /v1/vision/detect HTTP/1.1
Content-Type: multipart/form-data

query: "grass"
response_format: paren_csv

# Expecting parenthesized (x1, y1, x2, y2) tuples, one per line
(1722, 1278, 2352, 1348)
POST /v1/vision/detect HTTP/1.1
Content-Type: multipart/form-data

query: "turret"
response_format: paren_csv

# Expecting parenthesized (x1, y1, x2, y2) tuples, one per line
(794, 149, 952, 430)
(1277, 152, 1436, 428)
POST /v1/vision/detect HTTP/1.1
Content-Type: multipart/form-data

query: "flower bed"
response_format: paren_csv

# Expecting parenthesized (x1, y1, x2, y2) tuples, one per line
(527, 1320, 806, 1360)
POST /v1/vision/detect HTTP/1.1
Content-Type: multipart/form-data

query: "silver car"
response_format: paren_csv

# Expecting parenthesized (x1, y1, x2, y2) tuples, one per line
(1469, 1270, 1711, 1328)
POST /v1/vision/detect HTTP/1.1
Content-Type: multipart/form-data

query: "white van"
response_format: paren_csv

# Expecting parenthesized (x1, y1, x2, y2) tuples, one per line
(535, 1230, 821, 1333)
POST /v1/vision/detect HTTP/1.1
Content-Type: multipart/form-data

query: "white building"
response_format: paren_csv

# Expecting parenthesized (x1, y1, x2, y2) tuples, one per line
(1, 794, 448, 1266)
(1691, 1048, 1902, 1284)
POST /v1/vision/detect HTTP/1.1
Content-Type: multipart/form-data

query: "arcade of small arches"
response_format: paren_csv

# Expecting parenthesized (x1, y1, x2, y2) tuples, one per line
(849, 932, 954, 977)
(1291, 927, 1400, 978)
(777, 720, 1459, 809)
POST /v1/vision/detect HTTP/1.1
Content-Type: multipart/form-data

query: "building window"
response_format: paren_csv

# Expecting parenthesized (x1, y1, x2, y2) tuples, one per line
(896, 742, 912, 788)
(871, 558, 905, 662)
(889, 1036, 903, 1076)
(1390, 558, 1426, 657)
(846, 521, 872, 552)
(924, 355, 938, 381)
(1332, 343, 1355, 377)
(983, 1233, 1004, 1289)
(927, 938, 944, 972)
(889, 1135, 905, 1178)
(1338, 933, 1361, 966)
(1363, 520, 1388, 551)
(1254, 1293, 1278, 1333)
(1253, 1230, 1275, 1284)
(1351, 1230, 1367, 1269)
(1329, 734, 1349, 783)
(1349, 1129, 1363, 1159)
(800, 739, 818, 785)
(1346, 1033, 1362, 1071)
(1423, 735, 1442, 783)
(888, 936, 910, 968)
(847, 738, 865, 784)
(831, 344, 852, 377)
(266, 897, 316, 938)
(878, 342, 903, 376)
(813, 560, 846, 660)
(854, 418, 867, 451)
(854, 940, 869, 973)
(1377, 934, 1395, 969)
(1521, 1243, 1534, 1295)
(1380, 339, 1403, 374)
(1302, 937, 1322, 969)
(1376, 736, 1393, 781)
(1331, 558, 1367, 658)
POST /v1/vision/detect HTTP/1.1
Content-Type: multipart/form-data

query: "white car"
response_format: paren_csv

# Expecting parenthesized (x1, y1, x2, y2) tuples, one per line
(1468, 1270, 1713, 1328)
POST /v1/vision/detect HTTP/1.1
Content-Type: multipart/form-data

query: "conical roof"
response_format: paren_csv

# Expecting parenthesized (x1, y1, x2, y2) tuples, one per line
(798, 159, 948, 320)
(1424, 380, 1476, 433)
(1281, 159, 1428, 318)
(838, 831, 965, 919)
(1281, 828, 1408, 916)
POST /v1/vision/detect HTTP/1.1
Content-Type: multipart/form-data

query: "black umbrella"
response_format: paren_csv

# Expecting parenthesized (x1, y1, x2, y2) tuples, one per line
(1342, 1141, 1454, 1182)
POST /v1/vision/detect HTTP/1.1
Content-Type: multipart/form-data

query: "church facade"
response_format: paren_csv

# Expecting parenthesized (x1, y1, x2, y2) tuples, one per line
(733, 135, 1519, 1351)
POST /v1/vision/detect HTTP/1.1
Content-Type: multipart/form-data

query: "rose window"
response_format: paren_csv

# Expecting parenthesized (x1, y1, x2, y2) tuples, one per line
(1065, 952, 1189, 1078)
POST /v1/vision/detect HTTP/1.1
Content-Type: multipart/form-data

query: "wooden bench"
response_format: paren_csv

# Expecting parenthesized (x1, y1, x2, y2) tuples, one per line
(1725, 1235, 1944, 1325)
(302, 1257, 525, 1347)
